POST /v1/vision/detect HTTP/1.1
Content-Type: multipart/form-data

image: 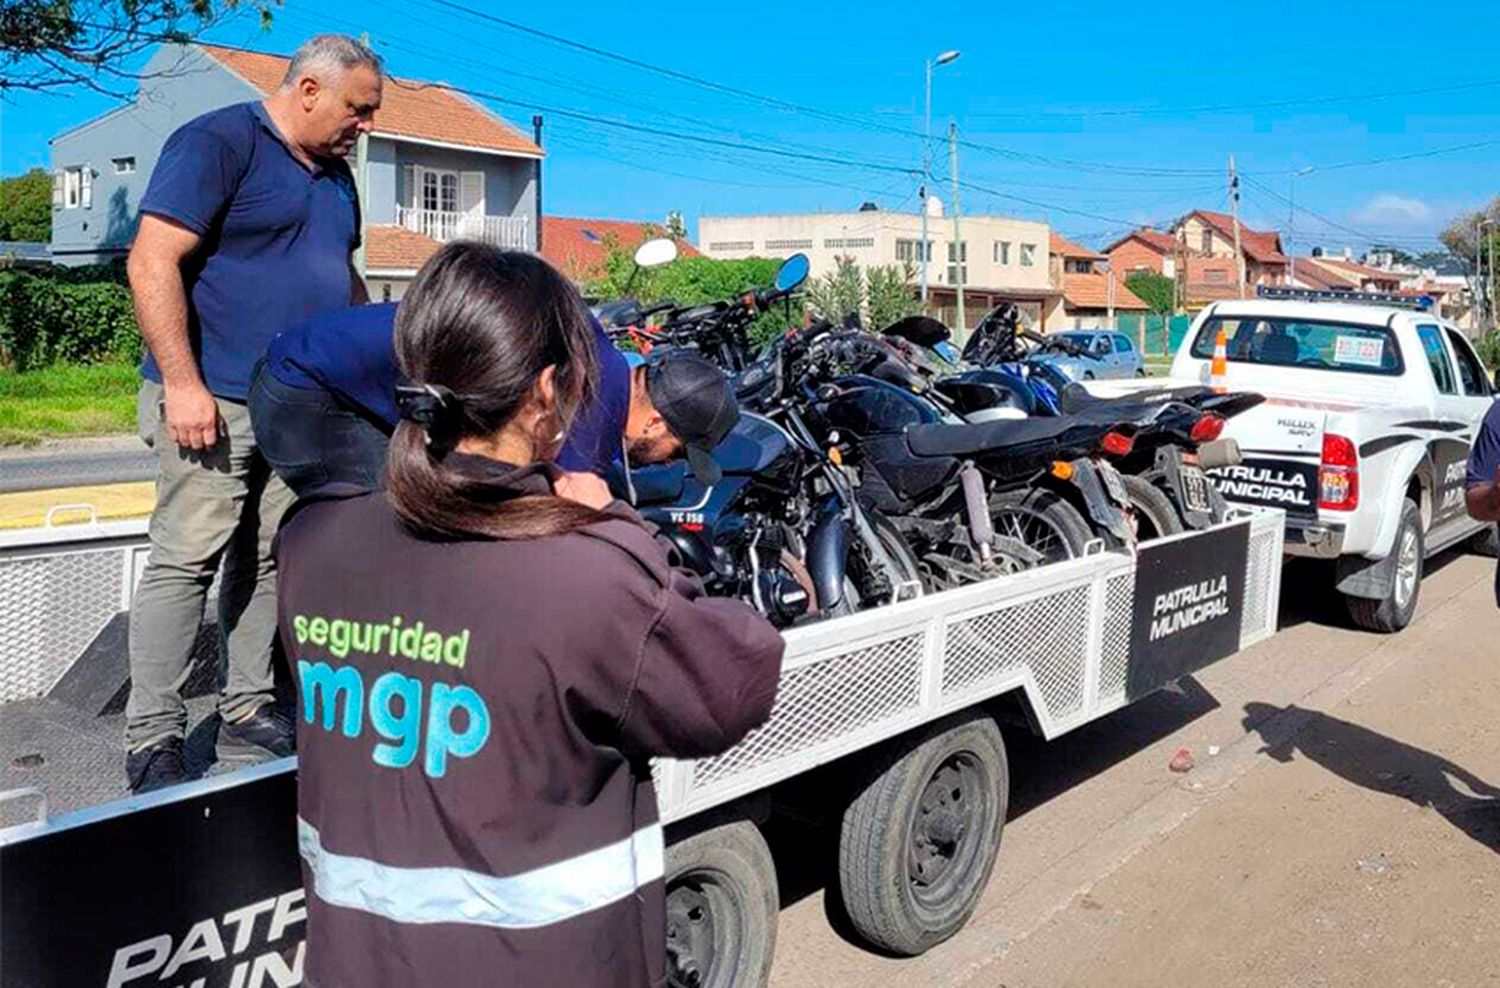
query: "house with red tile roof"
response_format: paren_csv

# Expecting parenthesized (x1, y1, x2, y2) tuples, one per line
(49, 42, 542, 299)
(542, 216, 698, 285)
(1043, 233, 1146, 330)
(1170, 210, 1288, 305)
(1104, 228, 1179, 279)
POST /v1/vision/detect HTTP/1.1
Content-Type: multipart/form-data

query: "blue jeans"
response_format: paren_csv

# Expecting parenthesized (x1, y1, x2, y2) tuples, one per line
(247, 361, 390, 498)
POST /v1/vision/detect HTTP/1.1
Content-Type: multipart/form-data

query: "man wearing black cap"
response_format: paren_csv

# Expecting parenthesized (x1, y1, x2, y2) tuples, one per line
(624, 350, 738, 487)
(248, 295, 738, 494)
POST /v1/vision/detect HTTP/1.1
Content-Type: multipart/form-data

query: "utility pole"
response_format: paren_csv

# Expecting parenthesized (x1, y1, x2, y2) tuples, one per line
(1229, 154, 1245, 299)
(949, 119, 965, 336)
(920, 50, 960, 307)
(532, 115, 544, 254)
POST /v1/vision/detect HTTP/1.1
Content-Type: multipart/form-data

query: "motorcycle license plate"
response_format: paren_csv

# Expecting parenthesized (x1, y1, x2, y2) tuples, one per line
(1180, 463, 1212, 514)
(1098, 461, 1128, 505)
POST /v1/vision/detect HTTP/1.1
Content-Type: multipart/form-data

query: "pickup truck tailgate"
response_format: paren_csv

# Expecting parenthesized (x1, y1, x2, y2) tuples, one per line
(1207, 395, 1341, 518)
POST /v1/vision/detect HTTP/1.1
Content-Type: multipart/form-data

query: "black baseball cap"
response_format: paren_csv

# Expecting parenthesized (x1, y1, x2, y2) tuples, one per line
(644, 350, 739, 485)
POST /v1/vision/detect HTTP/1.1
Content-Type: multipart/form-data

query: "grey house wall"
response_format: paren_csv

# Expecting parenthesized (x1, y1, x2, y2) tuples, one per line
(49, 46, 258, 265)
(51, 43, 540, 264)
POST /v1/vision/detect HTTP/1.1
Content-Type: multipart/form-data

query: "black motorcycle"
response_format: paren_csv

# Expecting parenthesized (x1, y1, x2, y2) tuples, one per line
(777, 326, 1139, 583)
(884, 307, 1263, 538)
(625, 256, 925, 629)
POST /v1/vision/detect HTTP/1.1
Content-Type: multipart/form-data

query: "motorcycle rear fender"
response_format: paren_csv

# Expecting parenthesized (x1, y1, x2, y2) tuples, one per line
(1063, 459, 1131, 541)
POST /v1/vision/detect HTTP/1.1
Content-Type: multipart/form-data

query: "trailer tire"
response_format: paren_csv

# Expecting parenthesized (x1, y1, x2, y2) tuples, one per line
(1346, 498, 1423, 634)
(836, 711, 1009, 957)
(664, 820, 778, 988)
(1121, 473, 1184, 542)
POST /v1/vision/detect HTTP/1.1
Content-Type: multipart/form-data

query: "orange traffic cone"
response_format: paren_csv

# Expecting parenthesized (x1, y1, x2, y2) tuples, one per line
(1209, 327, 1228, 392)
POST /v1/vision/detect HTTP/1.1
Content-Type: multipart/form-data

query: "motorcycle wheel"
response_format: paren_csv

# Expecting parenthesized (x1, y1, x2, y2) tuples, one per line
(1121, 473, 1184, 542)
(987, 488, 1093, 566)
(837, 509, 926, 616)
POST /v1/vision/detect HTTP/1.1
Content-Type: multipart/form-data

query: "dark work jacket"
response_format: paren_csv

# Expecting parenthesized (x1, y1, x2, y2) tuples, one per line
(275, 457, 784, 987)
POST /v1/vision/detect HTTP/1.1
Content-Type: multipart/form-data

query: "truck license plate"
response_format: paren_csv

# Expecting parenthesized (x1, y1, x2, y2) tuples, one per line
(1181, 464, 1211, 514)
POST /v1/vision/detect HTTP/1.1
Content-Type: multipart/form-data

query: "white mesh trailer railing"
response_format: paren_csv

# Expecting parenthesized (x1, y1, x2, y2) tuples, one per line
(655, 506, 1283, 823)
(0, 506, 1283, 824)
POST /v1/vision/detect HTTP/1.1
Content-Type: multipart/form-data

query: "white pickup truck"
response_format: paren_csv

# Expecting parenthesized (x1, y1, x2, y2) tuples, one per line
(1158, 289, 1494, 632)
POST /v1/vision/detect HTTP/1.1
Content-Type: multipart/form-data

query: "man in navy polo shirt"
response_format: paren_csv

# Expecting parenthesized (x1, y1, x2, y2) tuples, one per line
(123, 35, 383, 792)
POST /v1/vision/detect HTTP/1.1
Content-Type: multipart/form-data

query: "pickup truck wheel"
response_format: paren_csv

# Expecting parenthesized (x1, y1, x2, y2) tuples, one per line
(665, 821, 778, 988)
(836, 711, 1008, 956)
(1346, 499, 1423, 633)
(1121, 473, 1184, 542)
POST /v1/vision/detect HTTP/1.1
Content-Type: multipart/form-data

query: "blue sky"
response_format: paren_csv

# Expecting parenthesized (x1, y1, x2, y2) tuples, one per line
(4, 0, 1498, 252)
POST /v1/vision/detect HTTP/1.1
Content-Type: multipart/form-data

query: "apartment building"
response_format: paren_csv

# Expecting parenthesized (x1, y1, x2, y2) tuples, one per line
(698, 202, 1056, 332)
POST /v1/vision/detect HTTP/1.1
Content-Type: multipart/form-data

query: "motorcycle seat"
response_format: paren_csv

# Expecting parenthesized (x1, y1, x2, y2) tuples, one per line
(905, 416, 1079, 458)
(1056, 382, 1209, 417)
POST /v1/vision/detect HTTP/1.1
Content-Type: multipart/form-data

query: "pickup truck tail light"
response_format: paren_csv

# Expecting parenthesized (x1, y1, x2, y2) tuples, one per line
(1319, 433, 1359, 510)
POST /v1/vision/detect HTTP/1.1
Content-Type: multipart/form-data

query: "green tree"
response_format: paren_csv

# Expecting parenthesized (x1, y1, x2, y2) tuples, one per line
(804, 256, 920, 330)
(804, 255, 864, 324)
(586, 245, 801, 348)
(0, 168, 52, 242)
(1125, 271, 1176, 355)
(865, 262, 922, 330)
(1, 0, 279, 96)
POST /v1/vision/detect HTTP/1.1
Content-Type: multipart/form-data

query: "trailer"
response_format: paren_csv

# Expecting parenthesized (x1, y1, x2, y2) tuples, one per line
(0, 505, 1284, 987)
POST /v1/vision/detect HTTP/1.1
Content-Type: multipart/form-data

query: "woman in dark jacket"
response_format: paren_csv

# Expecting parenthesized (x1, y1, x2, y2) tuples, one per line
(275, 243, 784, 987)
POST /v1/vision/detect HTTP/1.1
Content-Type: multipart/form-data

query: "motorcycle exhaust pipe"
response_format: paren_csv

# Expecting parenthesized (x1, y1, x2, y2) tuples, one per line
(960, 462, 995, 563)
(806, 495, 848, 614)
(1197, 437, 1242, 471)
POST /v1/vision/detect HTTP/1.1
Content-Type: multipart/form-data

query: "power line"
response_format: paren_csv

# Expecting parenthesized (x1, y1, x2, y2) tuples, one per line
(414, 0, 1227, 178)
(958, 77, 1500, 119)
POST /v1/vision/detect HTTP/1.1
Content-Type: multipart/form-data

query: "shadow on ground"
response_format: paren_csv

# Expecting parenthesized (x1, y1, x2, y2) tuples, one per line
(1243, 701, 1500, 853)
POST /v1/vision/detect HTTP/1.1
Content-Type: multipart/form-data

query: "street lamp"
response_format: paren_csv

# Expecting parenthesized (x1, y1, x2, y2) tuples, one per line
(921, 49, 961, 306)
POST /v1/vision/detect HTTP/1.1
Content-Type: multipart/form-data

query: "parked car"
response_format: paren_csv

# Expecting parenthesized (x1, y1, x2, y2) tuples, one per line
(1035, 330, 1147, 380)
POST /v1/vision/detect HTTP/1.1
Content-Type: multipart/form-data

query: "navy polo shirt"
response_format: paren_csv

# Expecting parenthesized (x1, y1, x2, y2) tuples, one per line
(265, 304, 632, 474)
(138, 102, 359, 400)
(1465, 399, 1500, 604)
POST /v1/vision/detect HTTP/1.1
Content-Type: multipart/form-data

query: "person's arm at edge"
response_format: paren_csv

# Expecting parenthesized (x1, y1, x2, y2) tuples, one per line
(126, 214, 220, 451)
(1467, 468, 1500, 521)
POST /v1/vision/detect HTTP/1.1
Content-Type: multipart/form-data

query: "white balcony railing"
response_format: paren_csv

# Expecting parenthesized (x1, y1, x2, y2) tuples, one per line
(395, 206, 530, 250)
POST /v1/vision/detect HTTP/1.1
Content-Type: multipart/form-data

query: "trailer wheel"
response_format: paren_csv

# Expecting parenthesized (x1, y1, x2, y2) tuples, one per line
(665, 820, 778, 988)
(1346, 498, 1423, 634)
(836, 711, 1009, 956)
(1121, 473, 1184, 542)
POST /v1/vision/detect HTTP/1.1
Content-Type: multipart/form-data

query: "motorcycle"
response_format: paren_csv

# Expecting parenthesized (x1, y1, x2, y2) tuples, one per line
(625, 255, 926, 629)
(884, 305, 1263, 537)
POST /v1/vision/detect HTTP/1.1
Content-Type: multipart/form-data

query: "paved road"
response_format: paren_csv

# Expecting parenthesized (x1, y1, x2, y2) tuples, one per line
(769, 552, 1500, 986)
(0, 437, 152, 493)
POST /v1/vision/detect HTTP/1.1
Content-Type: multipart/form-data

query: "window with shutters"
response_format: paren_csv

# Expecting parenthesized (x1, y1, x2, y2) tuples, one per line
(994, 240, 1011, 264)
(62, 167, 82, 209)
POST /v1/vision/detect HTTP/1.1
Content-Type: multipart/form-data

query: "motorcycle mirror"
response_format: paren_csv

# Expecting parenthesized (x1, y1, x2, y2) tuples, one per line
(633, 238, 678, 269)
(774, 253, 811, 293)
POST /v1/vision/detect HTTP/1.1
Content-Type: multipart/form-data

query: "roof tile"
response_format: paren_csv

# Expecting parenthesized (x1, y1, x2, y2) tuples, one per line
(1061, 272, 1147, 310)
(199, 44, 542, 157)
(542, 216, 698, 283)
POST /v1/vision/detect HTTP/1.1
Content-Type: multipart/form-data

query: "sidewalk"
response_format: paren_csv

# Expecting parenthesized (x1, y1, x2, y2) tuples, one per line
(984, 561, 1500, 987)
(0, 482, 154, 530)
